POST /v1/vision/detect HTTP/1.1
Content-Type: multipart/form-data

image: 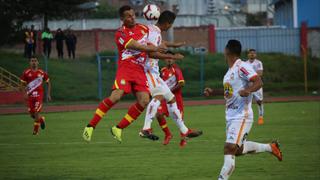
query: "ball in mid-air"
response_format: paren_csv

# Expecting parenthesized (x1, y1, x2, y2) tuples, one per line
(143, 4, 160, 20)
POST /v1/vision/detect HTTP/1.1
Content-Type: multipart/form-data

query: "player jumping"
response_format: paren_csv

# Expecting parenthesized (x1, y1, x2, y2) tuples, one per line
(140, 11, 202, 147)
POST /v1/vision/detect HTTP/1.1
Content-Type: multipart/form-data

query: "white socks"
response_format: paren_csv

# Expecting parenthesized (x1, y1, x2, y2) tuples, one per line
(242, 141, 272, 154)
(258, 104, 264, 117)
(167, 102, 188, 134)
(218, 155, 235, 180)
(143, 98, 161, 130)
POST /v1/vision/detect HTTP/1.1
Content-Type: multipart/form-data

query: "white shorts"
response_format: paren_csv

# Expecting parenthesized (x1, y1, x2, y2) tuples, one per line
(225, 119, 253, 146)
(253, 88, 263, 101)
(145, 70, 174, 102)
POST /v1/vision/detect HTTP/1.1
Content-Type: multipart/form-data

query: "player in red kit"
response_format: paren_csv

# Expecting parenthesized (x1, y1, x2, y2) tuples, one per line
(82, 5, 178, 143)
(20, 56, 51, 135)
(156, 56, 187, 146)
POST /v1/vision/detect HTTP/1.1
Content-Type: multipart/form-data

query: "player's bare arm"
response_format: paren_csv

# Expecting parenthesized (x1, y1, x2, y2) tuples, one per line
(126, 39, 167, 53)
(162, 40, 186, 48)
(239, 76, 263, 97)
(149, 52, 184, 60)
(171, 81, 185, 93)
(256, 70, 263, 77)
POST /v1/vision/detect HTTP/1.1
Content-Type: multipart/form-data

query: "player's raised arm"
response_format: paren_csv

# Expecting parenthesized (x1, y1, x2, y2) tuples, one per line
(149, 51, 184, 60)
(162, 40, 186, 48)
(125, 40, 167, 53)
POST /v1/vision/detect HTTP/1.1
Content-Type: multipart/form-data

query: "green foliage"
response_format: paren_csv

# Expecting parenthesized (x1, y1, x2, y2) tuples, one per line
(88, 3, 118, 19)
(0, 102, 319, 179)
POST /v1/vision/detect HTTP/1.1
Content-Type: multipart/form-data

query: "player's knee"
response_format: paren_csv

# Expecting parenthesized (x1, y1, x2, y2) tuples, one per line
(138, 96, 150, 108)
(156, 112, 163, 120)
(154, 95, 164, 101)
(109, 89, 123, 103)
(257, 100, 263, 105)
(235, 145, 244, 156)
(167, 96, 176, 104)
(224, 143, 238, 155)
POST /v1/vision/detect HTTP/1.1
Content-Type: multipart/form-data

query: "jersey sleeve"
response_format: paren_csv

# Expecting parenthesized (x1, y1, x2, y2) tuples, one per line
(239, 63, 258, 82)
(115, 30, 132, 49)
(256, 61, 263, 71)
(174, 65, 185, 83)
(43, 72, 49, 82)
(20, 71, 27, 83)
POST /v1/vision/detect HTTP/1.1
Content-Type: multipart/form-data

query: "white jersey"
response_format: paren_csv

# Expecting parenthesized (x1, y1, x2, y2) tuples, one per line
(245, 59, 263, 72)
(144, 24, 162, 74)
(223, 59, 258, 122)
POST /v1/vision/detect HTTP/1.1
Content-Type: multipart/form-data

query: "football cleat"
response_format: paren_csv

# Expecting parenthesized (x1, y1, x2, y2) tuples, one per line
(139, 129, 159, 141)
(270, 140, 283, 161)
(82, 126, 94, 142)
(181, 129, 203, 139)
(40, 116, 46, 130)
(258, 116, 264, 125)
(111, 126, 122, 143)
(163, 134, 173, 145)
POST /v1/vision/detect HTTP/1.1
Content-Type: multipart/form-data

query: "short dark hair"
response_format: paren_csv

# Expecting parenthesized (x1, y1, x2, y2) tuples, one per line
(29, 55, 38, 61)
(248, 48, 256, 52)
(119, 5, 132, 17)
(225, 39, 242, 56)
(158, 10, 176, 25)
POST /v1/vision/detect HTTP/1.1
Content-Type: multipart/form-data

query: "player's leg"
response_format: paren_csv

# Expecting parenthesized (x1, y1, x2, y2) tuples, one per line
(254, 88, 264, 124)
(111, 91, 149, 143)
(83, 89, 123, 142)
(156, 112, 172, 145)
(142, 95, 163, 131)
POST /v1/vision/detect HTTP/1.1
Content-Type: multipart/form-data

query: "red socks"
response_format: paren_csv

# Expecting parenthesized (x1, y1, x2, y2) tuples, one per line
(117, 103, 145, 129)
(157, 116, 171, 136)
(89, 98, 114, 128)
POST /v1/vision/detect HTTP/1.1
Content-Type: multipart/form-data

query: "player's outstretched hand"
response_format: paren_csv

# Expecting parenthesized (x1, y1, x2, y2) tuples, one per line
(238, 89, 250, 97)
(173, 53, 184, 60)
(157, 44, 168, 53)
(204, 87, 213, 97)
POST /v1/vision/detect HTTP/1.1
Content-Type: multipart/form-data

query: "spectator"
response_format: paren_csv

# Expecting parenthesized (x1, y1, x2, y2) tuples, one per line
(30, 25, 38, 55)
(24, 27, 35, 58)
(65, 30, 77, 59)
(41, 28, 53, 58)
(55, 28, 65, 59)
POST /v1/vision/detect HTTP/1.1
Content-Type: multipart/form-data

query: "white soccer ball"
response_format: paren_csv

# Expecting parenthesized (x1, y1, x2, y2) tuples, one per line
(143, 4, 160, 20)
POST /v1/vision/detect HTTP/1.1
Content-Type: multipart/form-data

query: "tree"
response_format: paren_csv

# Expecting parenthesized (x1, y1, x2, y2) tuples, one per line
(246, 12, 267, 26)
(0, 0, 94, 45)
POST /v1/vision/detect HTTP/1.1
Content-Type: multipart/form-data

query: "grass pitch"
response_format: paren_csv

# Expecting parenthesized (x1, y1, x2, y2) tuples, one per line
(0, 101, 319, 179)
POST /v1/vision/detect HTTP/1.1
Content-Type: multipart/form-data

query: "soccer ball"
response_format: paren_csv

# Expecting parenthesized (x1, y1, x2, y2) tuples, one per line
(143, 4, 160, 20)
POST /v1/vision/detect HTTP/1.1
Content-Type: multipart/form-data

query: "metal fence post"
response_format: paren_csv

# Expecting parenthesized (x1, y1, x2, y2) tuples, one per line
(200, 53, 205, 95)
(96, 53, 102, 100)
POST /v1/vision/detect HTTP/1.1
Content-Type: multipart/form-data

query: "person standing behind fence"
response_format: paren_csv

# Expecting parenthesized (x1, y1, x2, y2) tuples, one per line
(55, 28, 65, 59)
(24, 27, 35, 58)
(31, 25, 37, 55)
(65, 30, 77, 59)
(42, 28, 53, 58)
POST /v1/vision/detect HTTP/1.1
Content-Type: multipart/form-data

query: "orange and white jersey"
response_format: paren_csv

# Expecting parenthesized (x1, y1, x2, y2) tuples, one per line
(223, 59, 258, 122)
(144, 24, 162, 75)
(245, 59, 263, 72)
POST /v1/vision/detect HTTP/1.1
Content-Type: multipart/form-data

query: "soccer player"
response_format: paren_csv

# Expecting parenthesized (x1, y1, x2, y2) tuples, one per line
(82, 5, 175, 143)
(204, 40, 282, 180)
(140, 11, 202, 147)
(20, 56, 51, 135)
(245, 49, 264, 125)
(155, 55, 186, 145)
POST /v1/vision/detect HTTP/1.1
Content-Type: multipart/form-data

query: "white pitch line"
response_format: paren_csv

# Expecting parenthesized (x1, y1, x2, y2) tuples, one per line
(0, 139, 213, 146)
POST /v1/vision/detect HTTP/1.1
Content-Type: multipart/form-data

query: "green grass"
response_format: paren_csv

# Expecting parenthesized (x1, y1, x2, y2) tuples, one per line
(0, 101, 319, 179)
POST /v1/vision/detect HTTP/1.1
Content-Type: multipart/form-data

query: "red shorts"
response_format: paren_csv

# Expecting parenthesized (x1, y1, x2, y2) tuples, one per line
(112, 64, 149, 94)
(157, 93, 184, 118)
(28, 94, 43, 114)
